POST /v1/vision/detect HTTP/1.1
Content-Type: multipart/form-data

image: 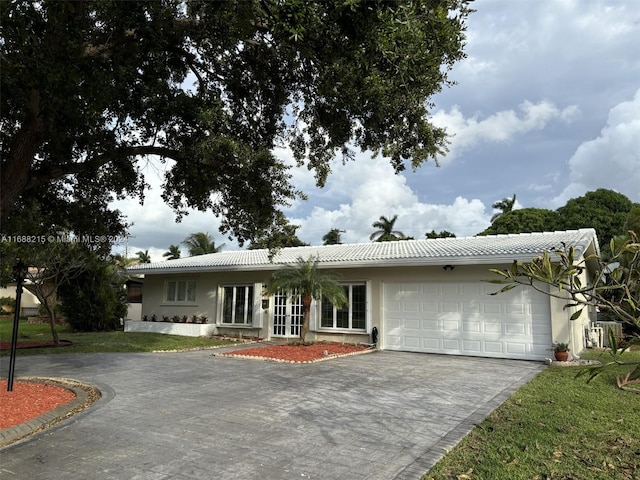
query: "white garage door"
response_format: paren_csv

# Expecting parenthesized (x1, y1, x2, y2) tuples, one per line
(383, 282, 551, 360)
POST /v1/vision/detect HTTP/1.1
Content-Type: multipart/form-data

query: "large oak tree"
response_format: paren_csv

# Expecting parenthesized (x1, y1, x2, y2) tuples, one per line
(1, 0, 472, 243)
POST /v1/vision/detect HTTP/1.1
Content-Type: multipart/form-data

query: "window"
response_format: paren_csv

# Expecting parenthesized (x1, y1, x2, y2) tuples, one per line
(222, 285, 254, 325)
(126, 281, 143, 303)
(320, 284, 366, 330)
(165, 280, 196, 303)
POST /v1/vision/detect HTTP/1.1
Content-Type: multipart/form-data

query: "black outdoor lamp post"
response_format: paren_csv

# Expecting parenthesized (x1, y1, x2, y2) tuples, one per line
(7, 258, 27, 392)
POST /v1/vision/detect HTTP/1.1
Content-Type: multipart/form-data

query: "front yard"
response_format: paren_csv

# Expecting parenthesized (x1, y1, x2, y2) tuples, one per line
(425, 347, 640, 480)
(0, 317, 240, 355)
(3, 317, 639, 479)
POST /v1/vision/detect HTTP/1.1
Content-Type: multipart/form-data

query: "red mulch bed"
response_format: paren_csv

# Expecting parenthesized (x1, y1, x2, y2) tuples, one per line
(0, 340, 73, 350)
(0, 380, 76, 429)
(222, 342, 371, 362)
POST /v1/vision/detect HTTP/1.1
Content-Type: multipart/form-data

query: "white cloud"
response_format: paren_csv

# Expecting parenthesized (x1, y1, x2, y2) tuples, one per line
(431, 100, 579, 162)
(293, 155, 492, 244)
(110, 158, 229, 262)
(551, 89, 640, 207)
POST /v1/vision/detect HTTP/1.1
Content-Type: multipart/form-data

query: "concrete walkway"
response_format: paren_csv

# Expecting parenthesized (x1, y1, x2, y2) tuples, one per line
(0, 348, 545, 479)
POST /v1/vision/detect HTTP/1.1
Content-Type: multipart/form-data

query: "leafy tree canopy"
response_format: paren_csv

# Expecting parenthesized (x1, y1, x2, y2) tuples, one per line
(322, 228, 343, 245)
(478, 208, 561, 237)
(1, 0, 472, 245)
(425, 229, 456, 239)
(555, 189, 636, 248)
(478, 189, 638, 249)
(248, 215, 309, 250)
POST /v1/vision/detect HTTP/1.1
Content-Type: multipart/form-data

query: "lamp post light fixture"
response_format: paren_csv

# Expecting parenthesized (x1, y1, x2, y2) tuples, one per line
(7, 258, 28, 392)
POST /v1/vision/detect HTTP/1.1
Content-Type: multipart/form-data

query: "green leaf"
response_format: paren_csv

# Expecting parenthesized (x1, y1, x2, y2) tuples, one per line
(488, 284, 517, 295)
(569, 308, 584, 321)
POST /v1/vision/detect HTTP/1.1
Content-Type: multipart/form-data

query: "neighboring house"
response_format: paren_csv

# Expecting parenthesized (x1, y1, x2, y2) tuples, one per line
(127, 229, 600, 361)
(0, 283, 41, 316)
(125, 278, 143, 321)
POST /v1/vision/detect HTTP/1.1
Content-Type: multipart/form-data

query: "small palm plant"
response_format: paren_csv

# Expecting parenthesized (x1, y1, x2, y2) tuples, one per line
(264, 256, 348, 342)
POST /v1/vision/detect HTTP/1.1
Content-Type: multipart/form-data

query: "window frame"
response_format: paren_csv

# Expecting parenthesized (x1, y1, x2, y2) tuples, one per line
(220, 284, 255, 326)
(164, 279, 197, 304)
(318, 282, 368, 332)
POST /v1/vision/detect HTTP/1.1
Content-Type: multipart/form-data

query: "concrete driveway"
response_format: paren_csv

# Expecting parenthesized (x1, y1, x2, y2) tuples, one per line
(1, 348, 544, 480)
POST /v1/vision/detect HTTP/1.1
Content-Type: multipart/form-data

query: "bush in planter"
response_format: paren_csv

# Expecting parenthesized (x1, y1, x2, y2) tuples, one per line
(162, 315, 170, 322)
(151, 314, 157, 322)
(199, 315, 208, 324)
(190, 314, 199, 324)
(171, 314, 181, 323)
(0, 296, 15, 312)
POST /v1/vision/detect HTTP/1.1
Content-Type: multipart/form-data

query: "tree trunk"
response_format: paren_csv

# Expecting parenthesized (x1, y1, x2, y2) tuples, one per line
(0, 90, 46, 223)
(300, 294, 312, 343)
(45, 304, 60, 345)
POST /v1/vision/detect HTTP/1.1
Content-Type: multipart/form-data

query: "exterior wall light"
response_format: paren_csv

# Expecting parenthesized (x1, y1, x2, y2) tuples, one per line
(442, 265, 455, 271)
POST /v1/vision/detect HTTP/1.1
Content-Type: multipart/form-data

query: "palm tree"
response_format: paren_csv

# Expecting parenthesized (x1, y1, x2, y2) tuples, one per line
(369, 215, 405, 242)
(182, 232, 226, 256)
(163, 244, 181, 260)
(491, 194, 517, 223)
(136, 250, 151, 264)
(111, 253, 137, 267)
(322, 228, 343, 245)
(264, 256, 348, 342)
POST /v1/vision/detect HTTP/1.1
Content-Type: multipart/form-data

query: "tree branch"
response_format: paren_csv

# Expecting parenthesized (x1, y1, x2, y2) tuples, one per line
(25, 145, 186, 192)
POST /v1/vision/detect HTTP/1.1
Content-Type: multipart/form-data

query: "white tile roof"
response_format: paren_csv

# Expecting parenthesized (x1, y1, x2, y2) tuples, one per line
(128, 229, 598, 275)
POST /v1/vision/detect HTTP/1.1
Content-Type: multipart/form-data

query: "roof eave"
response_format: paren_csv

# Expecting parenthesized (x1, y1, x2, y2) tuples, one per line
(126, 253, 562, 275)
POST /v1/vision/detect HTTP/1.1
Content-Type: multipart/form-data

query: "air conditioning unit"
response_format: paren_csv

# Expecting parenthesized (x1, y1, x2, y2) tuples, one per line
(596, 321, 623, 347)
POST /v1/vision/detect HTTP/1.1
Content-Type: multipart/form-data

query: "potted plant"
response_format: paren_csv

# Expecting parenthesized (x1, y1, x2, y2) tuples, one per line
(552, 342, 570, 362)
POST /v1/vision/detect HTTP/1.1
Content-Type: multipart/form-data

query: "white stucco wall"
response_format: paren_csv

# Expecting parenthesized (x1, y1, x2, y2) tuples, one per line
(138, 262, 578, 350)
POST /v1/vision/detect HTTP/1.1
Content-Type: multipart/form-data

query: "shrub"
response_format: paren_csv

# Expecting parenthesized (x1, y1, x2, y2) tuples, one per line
(58, 258, 127, 332)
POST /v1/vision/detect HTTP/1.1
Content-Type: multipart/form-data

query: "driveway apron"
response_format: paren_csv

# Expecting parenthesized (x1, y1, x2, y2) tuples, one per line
(0, 349, 544, 479)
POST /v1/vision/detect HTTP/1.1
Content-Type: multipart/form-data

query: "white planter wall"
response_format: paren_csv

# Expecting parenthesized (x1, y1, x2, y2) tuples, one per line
(125, 320, 217, 337)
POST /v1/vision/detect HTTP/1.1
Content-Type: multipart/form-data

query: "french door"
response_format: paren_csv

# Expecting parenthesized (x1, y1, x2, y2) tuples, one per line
(272, 290, 304, 338)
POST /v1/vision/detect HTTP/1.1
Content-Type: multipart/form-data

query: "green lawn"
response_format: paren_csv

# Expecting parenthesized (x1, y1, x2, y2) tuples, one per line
(424, 348, 640, 480)
(0, 317, 240, 355)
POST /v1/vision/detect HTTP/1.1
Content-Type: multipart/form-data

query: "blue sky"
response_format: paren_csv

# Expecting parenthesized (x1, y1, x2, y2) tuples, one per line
(112, 0, 640, 261)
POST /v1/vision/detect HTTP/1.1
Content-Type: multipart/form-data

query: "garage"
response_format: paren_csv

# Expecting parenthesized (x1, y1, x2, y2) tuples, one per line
(383, 281, 552, 360)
